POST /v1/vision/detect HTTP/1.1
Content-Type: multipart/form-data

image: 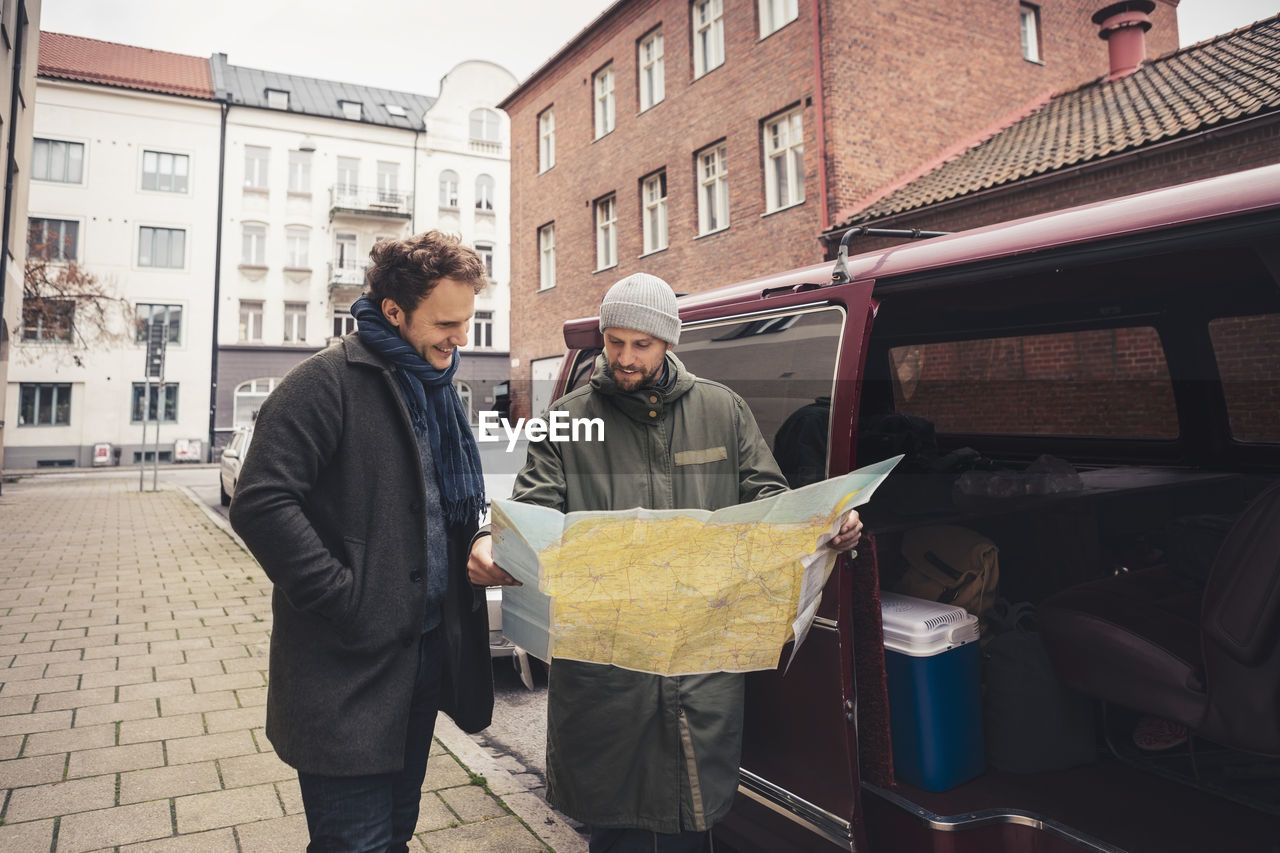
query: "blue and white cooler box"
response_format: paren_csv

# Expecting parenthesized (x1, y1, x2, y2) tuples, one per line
(881, 591, 985, 791)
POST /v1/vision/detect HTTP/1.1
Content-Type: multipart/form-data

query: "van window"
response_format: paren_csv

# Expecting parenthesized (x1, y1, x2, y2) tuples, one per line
(1209, 313, 1280, 443)
(890, 326, 1177, 438)
(679, 307, 846, 485)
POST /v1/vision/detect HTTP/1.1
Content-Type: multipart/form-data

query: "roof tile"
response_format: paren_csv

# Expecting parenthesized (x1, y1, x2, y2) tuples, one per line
(38, 32, 213, 99)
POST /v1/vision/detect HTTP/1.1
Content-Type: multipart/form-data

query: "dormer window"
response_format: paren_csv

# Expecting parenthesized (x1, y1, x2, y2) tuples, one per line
(385, 103, 407, 118)
(340, 100, 363, 121)
(266, 88, 290, 110)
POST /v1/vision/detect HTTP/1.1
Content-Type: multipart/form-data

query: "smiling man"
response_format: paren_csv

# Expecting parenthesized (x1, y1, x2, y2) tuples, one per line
(230, 231, 495, 852)
(471, 272, 863, 852)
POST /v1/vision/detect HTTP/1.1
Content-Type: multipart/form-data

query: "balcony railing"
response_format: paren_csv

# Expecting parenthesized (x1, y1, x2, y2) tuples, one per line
(328, 262, 368, 288)
(329, 185, 413, 218)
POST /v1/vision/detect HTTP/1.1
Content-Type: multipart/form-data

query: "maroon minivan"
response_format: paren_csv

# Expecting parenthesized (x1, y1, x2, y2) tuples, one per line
(548, 164, 1280, 852)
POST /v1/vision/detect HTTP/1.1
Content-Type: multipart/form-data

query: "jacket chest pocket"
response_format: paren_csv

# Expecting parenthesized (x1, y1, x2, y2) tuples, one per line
(673, 446, 728, 466)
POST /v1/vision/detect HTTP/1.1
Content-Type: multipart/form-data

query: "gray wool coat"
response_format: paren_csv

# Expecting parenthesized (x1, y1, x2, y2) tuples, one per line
(229, 334, 492, 776)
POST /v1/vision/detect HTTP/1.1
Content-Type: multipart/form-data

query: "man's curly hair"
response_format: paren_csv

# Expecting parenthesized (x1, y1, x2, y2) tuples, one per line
(365, 231, 486, 312)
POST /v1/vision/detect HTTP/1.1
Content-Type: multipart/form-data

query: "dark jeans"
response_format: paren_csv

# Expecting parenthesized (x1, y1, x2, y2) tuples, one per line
(588, 826, 710, 853)
(297, 628, 444, 853)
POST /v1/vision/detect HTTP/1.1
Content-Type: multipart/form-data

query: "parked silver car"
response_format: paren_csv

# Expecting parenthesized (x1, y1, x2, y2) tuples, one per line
(218, 425, 253, 507)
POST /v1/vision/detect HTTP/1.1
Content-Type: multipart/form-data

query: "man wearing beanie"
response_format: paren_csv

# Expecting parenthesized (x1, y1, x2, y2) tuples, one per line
(231, 231, 501, 851)
(471, 272, 862, 852)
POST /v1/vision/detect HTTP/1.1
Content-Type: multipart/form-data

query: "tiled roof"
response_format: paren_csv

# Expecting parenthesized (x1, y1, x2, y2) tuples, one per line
(37, 31, 214, 99)
(834, 14, 1280, 228)
(212, 55, 434, 131)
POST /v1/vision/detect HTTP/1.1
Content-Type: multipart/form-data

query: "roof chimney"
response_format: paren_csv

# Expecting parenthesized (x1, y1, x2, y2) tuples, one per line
(1093, 1, 1155, 80)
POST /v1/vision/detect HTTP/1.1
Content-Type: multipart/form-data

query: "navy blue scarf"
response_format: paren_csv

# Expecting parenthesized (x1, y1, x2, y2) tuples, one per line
(352, 295, 485, 527)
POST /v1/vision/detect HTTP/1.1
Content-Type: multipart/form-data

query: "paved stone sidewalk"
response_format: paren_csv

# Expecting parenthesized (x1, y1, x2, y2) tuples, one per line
(0, 475, 585, 852)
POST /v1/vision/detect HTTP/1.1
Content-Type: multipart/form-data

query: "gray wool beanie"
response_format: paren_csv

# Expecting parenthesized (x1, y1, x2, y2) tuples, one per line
(598, 272, 680, 345)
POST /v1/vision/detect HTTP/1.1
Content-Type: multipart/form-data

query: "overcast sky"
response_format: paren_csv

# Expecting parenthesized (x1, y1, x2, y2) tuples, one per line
(38, 0, 1280, 97)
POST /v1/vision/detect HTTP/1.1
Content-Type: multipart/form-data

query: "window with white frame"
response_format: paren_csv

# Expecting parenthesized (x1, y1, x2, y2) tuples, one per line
(475, 174, 495, 212)
(266, 89, 290, 110)
(241, 223, 266, 266)
(239, 301, 264, 342)
(19, 383, 72, 426)
(139, 226, 185, 268)
(639, 28, 665, 111)
(472, 310, 494, 348)
(27, 218, 79, 261)
(595, 195, 617, 270)
(285, 226, 310, 268)
(470, 108, 501, 142)
(333, 308, 357, 338)
(131, 383, 178, 423)
(339, 99, 363, 120)
(1020, 3, 1042, 62)
(539, 223, 556, 290)
(593, 64, 615, 139)
(759, 0, 798, 37)
(234, 377, 278, 425)
(142, 150, 188, 193)
(244, 145, 269, 189)
(335, 232, 359, 276)
(134, 303, 182, 345)
(475, 241, 494, 278)
(288, 150, 311, 194)
(538, 108, 556, 172)
(697, 143, 729, 234)
(764, 108, 805, 211)
(455, 381, 473, 423)
(22, 299, 74, 342)
(376, 161, 400, 203)
(693, 0, 725, 78)
(336, 157, 359, 194)
(439, 170, 460, 208)
(642, 171, 668, 254)
(33, 138, 84, 183)
(284, 302, 308, 343)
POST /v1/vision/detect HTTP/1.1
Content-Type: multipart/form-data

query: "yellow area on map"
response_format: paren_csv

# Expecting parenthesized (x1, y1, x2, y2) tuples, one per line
(539, 512, 833, 674)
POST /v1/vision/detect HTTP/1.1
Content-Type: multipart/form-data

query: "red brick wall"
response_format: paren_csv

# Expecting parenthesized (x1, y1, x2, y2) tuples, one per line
(502, 0, 1172, 417)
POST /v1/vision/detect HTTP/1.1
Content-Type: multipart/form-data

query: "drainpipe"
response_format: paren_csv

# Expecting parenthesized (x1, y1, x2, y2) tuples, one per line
(412, 126, 420, 233)
(207, 98, 228, 461)
(810, 0, 830, 233)
(0, 1, 29, 494)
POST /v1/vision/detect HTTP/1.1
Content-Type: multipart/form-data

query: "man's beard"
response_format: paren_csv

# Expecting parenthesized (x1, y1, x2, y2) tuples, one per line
(605, 358, 661, 389)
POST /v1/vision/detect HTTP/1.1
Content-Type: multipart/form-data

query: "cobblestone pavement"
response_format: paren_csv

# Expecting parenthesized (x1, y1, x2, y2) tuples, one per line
(0, 474, 586, 853)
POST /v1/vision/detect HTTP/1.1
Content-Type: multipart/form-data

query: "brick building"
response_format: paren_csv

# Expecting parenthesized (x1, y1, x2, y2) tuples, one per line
(499, 0, 1179, 416)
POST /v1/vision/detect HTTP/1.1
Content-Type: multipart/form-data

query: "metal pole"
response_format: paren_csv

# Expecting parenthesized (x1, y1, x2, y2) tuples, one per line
(152, 316, 168, 491)
(138, 376, 147, 492)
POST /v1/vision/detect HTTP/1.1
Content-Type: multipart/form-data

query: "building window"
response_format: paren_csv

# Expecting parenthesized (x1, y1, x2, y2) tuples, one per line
(475, 174, 495, 212)
(539, 223, 556, 290)
(288, 150, 311, 194)
(241, 223, 267, 266)
(470, 108, 501, 142)
(1020, 3, 1042, 62)
(142, 150, 188, 193)
(32, 138, 84, 183)
(135, 303, 182, 345)
(27, 218, 79, 261)
(439, 170, 459, 208)
(339, 99, 363, 120)
(593, 64, 615, 139)
(764, 108, 805, 211)
(335, 232, 359, 278)
(266, 88, 290, 110)
(239, 300, 264, 342)
(697, 143, 729, 235)
(333, 308, 357, 339)
(336, 156, 359, 194)
(22, 298, 74, 342)
(131, 383, 178, 423)
(595, 194, 617, 270)
(244, 145, 269, 189)
(475, 241, 494, 278)
(139, 226, 185, 268)
(472, 311, 494, 348)
(377, 161, 399, 203)
(234, 377, 278, 425)
(538, 108, 556, 172)
(693, 0, 725, 78)
(285, 226, 310, 268)
(455, 381, 473, 424)
(19, 383, 72, 426)
(639, 28, 665, 111)
(284, 302, 307, 343)
(759, 0, 798, 37)
(642, 171, 668, 254)
(385, 103, 407, 117)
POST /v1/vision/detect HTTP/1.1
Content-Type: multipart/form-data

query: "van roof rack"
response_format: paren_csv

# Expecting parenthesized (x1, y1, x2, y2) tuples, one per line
(830, 226, 950, 285)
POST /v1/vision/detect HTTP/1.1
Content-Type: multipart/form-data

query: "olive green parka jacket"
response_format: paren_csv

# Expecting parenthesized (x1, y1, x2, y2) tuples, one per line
(511, 353, 788, 832)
